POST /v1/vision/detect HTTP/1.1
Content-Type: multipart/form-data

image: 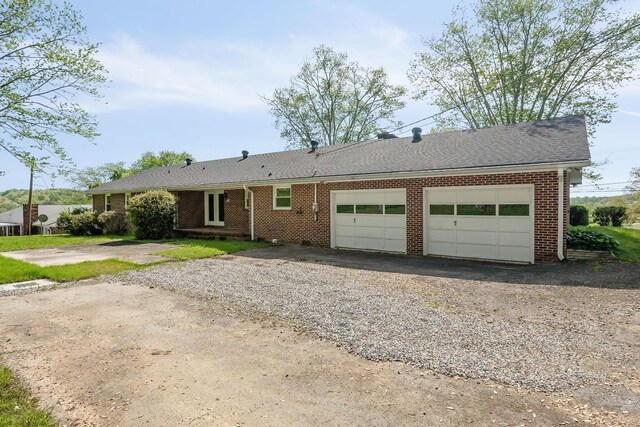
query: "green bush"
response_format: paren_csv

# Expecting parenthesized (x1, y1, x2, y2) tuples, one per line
(593, 206, 627, 227)
(57, 208, 103, 235)
(98, 211, 128, 235)
(127, 190, 177, 239)
(567, 227, 620, 252)
(569, 205, 589, 226)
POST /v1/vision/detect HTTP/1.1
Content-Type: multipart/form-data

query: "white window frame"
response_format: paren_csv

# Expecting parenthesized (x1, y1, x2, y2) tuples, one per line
(124, 193, 131, 210)
(105, 194, 112, 211)
(273, 185, 292, 210)
(244, 188, 249, 209)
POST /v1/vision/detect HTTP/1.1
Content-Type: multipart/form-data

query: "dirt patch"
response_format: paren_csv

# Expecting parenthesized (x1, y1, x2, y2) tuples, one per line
(0, 281, 622, 426)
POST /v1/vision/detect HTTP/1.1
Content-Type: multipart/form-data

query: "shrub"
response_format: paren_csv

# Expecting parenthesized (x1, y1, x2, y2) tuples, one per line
(57, 208, 103, 235)
(569, 205, 589, 226)
(593, 206, 627, 227)
(127, 190, 177, 239)
(567, 227, 620, 252)
(98, 211, 128, 235)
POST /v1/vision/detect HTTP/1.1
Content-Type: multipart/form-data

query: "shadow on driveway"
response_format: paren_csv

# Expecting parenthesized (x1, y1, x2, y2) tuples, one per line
(240, 245, 640, 289)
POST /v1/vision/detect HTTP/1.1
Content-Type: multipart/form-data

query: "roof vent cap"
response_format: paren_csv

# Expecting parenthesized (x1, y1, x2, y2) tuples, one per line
(242, 150, 249, 159)
(411, 127, 422, 143)
(185, 158, 192, 166)
(310, 140, 319, 152)
(377, 131, 397, 139)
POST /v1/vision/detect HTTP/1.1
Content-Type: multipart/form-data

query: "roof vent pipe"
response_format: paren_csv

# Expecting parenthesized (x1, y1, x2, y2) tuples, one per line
(185, 158, 192, 166)
(242, 150, 249, 159)
(310, 140, 319, 152)
(411, 127, 422, 143)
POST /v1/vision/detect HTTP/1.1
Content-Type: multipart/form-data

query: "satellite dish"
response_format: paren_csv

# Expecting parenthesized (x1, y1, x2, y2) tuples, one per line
(38, 214, 48, 223)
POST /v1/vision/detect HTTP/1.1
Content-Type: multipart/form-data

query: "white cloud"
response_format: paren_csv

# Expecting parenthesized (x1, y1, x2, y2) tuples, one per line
(89, 4, 415, 114)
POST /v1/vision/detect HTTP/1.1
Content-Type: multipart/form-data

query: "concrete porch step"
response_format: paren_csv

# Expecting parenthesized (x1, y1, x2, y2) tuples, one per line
(174, 227, 249, 241)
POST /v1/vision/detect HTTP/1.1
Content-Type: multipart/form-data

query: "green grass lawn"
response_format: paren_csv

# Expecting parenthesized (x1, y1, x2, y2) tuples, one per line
(0, 366, 56, 427)
(0, 234, 134, 252)
(0, 235, 266, 284)
(591, 226, 640, 262)
(156, 239, 267, 260)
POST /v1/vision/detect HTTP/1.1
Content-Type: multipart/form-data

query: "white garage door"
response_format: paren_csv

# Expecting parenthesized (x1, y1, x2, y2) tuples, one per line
(425, 186, 533, 263)
(331, 189, 406, 253)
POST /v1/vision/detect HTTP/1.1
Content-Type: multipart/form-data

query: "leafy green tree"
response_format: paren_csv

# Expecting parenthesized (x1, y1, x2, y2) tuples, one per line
(71, 162, 128, 190)
(626, 167, 640, 193)
(129, 151, 195, 174)
(72, 151, 194, 190)
(0, 0, 106, 172)
(408, 0, 640, 136)
(263, 45, 406, 149)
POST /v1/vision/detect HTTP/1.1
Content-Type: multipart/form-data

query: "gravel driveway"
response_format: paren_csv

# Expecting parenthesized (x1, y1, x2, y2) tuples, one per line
(116, 253, 638, 393)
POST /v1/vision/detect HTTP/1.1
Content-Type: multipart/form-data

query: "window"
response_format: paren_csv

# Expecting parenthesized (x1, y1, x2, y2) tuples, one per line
(499, 204, 529, 216)
(457, 204, 496, 216)
(429, 204, 454, 215)
(273, 186, 291, 209)
(105, 194, 112, 211)
(244, 188, 249, 209)
(336, 204, 354, 214)
(356, 204, 383, 214)
(384, 204, 405, 215)
(124, 193, 131, 210)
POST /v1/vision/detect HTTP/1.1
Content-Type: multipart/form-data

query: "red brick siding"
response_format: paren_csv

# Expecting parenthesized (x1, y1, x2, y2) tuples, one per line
(93, 195, 105, 213)
(22, 204, 39, 235)
(222, 189, 249, 232)
(175, 191, 205, 228)
(250, 171, 567, 262)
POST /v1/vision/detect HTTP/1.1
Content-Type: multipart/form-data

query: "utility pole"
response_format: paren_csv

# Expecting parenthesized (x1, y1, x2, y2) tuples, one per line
(27, 159, 34, 236)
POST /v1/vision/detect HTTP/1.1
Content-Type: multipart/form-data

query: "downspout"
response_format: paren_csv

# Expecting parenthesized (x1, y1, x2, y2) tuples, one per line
(244, 185, 255, 241)
(557, 168, 565, 261)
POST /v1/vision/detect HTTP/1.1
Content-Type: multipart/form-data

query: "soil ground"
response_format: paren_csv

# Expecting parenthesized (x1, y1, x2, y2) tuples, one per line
(0, 246, 638, 426)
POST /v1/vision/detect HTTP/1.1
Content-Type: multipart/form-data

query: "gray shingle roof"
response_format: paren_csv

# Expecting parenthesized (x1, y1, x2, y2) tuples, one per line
(88, 115, 590, 194)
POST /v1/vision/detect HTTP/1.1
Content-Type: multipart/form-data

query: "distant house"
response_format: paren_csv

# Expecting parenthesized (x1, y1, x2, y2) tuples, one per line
(0, 204, 91, 236)
(88, 116, 591, 263)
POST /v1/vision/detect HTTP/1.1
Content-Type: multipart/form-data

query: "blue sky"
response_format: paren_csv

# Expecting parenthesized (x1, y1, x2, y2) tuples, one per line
(1, 0, 639, 196)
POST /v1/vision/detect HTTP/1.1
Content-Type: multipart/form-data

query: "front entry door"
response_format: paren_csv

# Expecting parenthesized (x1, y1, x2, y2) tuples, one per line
(205, 190, 225, 226)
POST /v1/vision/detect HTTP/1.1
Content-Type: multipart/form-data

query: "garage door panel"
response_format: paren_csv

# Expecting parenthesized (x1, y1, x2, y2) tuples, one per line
(355, 237, 384, 250)
(335, 216, 355, 226)
(456, 243, 497, 259)
(456, 189, 496, 204)
(332, 190, 406, 254)
(499, 188, 530, 203)
(499, 217, 531, 232)
(425, 186, 533, 263)
(499, 232, 530, 247)
(456, 217, 498, 231)
(384, 192, 406, 204)
(427, 229, 456, 242)
(355, 226, 384, 239)
(335, 235, 355, 248)
(384, 216, 405, 228)
(384, 239, 406, 252)
(428, 216, 456, 230)
(428, 241, 456, 256)
(456, 230, 497, 245)
(498, 246, 531, 262)
(428, 191, 455, 204)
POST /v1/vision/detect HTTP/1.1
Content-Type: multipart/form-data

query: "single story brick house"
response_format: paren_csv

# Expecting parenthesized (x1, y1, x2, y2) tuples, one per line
(88, 116, 591, 263)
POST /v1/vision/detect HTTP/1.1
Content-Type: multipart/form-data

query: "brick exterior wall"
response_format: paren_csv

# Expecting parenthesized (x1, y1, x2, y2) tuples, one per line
(89, 169, 570, 262)
(22, 204, 39, 235)
(222, 189, 249, 232)
(175, 191, 205, 228)
(249, 170, 570, 262)
(93, 195, 105, 213)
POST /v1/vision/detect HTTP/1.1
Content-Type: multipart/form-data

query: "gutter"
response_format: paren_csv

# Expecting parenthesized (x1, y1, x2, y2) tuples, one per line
(557, 168, 565, 261)
(243, 185, 255, 241)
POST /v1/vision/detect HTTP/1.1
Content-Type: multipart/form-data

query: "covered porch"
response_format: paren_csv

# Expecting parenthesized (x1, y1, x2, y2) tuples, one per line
(174, 188, 251, 240)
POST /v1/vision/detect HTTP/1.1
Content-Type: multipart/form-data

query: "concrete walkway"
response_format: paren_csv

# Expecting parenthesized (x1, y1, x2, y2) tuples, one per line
(0, 241, 178, 266)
